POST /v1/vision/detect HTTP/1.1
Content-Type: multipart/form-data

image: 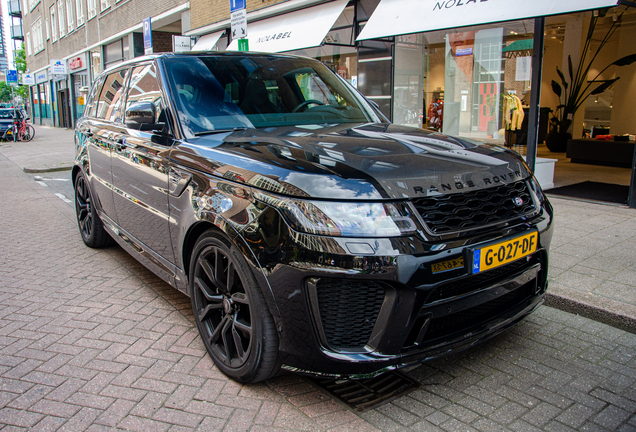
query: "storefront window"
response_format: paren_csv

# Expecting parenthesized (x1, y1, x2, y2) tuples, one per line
(72, 74, 88, 120)
(32, 85, 41, 119)
(43, 85, 51, 119)
(394, 20, 535, 145)
(287, 7, 357, 87)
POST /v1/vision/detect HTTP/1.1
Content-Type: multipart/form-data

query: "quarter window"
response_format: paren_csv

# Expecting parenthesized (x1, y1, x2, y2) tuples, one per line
(95, 69, 129, 122)
(85, 76, 104, 118)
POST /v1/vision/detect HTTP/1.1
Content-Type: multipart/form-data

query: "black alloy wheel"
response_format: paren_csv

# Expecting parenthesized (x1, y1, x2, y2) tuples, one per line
(190, 232, 279, 383)
(74, 173, 112, 248)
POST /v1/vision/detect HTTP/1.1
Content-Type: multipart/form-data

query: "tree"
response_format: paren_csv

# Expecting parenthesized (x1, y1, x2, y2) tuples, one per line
(13, 45, 29, 103)
(0, 82, 12, 102)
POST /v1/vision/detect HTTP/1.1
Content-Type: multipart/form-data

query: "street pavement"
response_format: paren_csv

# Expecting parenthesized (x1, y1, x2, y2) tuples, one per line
(0, 125, 634, 431)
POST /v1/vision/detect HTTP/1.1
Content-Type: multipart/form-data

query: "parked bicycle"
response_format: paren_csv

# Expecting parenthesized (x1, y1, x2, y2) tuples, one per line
(2, 116, 35, 142)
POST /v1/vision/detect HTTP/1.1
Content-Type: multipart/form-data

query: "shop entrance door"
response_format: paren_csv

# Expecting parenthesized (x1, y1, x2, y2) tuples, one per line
(57, 89, 71, 128)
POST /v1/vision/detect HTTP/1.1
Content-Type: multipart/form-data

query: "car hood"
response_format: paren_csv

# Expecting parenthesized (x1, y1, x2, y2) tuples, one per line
(171, 123, 532, 200)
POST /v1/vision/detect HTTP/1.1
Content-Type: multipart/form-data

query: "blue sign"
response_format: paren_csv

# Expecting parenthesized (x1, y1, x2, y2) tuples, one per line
(143, 17, 153, 53)
(230, 0, 245, 13)
(6, 70, 18, 84)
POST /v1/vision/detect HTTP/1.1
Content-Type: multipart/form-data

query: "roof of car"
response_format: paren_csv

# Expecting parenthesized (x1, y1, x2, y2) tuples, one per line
(99, 51, 304, 76)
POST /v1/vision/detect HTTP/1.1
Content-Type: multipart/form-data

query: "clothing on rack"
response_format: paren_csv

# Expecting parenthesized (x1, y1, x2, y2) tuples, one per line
(502, 93, 524, 131)
(428, 99, 444, 131)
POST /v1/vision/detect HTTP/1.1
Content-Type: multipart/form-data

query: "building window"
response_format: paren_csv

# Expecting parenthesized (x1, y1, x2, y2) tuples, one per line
(76, 0, 84, 26)
(57, 0, 65, 37)
(66, 0, 74, 33)
(31, 18, 44, 53)
(25, 32, 31, 56)
(100, 0, 109, 12)
(28, 0, 40, 12)
(87, 0, 96, 19)
(50, 5, 57, 41)
(45, 17, 50, 40)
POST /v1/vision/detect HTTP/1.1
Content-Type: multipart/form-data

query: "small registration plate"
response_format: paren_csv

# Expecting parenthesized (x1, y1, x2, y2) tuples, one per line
(471, 231, 538, 273)
(432, 256, 464, 274)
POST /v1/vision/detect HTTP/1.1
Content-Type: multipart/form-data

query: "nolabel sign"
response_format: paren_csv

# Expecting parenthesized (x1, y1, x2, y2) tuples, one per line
(357, 0, 622, 40)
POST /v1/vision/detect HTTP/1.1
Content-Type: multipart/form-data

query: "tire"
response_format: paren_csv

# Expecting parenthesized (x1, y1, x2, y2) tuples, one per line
(74, 173, 113, 248)
(22, 125, 35, 142)
(190, 231, 280, 383)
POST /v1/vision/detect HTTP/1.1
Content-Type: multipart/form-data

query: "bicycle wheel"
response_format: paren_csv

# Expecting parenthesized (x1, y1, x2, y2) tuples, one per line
(23, 125, 35, 142)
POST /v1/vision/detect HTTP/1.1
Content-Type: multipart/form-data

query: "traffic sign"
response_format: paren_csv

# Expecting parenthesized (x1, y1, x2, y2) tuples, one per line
(230, 0, 245, 13)
(231, 9, 247, 41)
(143, 17, 153, 55)
(6, 70, 18, 86)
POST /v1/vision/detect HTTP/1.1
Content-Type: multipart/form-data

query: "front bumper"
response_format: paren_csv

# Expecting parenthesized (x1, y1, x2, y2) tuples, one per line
(240, 199, 554, 378)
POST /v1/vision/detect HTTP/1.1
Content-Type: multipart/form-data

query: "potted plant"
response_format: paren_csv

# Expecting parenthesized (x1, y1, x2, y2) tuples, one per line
(547, 10, 636, 152)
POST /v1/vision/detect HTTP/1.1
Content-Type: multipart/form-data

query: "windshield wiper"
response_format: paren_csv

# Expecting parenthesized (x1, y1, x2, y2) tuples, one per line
(194, 127, 249, 136)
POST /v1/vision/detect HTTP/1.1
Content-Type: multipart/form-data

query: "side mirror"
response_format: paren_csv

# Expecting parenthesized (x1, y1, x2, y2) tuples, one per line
(125, 102, 167, 132)
(125, 102, 157, 128)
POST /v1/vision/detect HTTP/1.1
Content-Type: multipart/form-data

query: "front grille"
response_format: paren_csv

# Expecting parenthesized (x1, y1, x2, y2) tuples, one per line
(412, 180, 536, 235)
(425, 258, 532, 304)
(316, 279, 386, 350)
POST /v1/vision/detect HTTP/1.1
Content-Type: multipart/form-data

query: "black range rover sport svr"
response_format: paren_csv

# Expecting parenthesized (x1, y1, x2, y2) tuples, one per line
(74, 52, 553, 383)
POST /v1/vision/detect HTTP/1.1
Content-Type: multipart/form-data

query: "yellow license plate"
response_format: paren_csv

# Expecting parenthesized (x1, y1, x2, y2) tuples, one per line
(471, 231, 538, 273)
(432, 256, 464, 274)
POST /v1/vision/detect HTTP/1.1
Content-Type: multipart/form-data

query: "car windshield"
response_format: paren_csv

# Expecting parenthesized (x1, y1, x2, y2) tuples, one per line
(163, 55, 376, 138)
(0, 109, 16, 119)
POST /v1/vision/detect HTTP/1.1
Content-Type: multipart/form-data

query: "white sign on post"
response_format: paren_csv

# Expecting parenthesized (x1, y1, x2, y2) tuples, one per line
(231, 9, 247, 40)
(173, 35, 193, 53)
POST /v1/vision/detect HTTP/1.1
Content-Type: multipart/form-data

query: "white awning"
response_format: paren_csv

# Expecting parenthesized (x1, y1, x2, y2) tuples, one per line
(227, 0, 348, 52)
(192, 31, 224, 51)
(357, 0, 621, 40)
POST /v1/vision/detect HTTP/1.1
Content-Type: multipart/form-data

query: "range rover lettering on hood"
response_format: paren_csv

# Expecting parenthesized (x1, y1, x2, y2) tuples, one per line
(413, 170, 525, 195)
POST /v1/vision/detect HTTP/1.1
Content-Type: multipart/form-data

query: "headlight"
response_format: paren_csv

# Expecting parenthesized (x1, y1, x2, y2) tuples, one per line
(254, 191, 419, 237)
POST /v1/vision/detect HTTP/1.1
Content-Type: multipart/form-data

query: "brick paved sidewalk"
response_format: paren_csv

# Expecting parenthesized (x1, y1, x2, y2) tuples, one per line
(1, 142, 636, 430)
(0, 125, 75, 173)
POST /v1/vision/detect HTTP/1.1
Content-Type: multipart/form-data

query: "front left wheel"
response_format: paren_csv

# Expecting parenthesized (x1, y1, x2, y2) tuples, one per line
(190, 231, 280, 383)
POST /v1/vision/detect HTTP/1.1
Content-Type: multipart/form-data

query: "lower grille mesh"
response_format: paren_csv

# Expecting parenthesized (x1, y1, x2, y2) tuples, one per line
(316, 279, 386, 349)
(426, 258, 531, 304)
(424, 281, 533, 342)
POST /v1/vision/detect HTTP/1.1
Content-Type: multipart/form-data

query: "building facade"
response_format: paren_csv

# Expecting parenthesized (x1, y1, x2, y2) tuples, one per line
(20, 0, 190, 126)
